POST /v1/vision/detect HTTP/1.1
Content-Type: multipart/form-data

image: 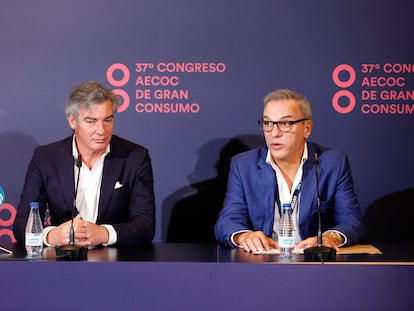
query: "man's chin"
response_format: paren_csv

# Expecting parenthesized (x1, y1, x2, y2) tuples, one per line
(91, 141, 109, 151)
(270, 150, 286, 162)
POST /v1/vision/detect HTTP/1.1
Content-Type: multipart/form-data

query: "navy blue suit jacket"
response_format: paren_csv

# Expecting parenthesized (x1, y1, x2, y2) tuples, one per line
(13, 135, 156, 245)
(214, 142, 365, 247)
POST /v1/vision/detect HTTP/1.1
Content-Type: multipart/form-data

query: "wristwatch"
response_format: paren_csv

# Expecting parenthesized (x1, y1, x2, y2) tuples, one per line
(325, 231, 345, 245)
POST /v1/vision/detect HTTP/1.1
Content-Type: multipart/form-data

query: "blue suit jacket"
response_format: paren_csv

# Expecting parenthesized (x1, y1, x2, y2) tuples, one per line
(214, 142, 365, 247)
(13, 135, 156, 245)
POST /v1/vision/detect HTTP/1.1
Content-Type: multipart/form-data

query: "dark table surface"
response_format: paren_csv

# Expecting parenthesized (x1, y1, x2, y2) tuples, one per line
(1, 241, 414, 263)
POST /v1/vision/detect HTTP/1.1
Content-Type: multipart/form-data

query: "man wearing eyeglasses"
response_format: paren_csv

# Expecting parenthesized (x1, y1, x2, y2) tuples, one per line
(214, 89, 365, 253)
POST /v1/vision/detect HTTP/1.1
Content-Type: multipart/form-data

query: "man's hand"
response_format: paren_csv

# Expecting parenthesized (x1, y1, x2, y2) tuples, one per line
(46, 215, 109, 247)
(296, 234, 341, 251)
(234, 231, 277, 253)
(46, 216, 76, 246)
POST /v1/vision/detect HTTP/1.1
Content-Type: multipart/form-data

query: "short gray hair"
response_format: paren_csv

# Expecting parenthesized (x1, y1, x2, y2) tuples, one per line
(65, 81, 121, 120)
(263, 89, 312, 119)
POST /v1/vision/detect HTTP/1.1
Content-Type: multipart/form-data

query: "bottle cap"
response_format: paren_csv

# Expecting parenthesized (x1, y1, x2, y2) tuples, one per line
(29, 202, 39, 208)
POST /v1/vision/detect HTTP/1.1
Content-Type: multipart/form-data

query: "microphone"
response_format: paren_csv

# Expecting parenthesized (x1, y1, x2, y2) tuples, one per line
(304, 153, 336, 262)
(55, 154, 88, 261)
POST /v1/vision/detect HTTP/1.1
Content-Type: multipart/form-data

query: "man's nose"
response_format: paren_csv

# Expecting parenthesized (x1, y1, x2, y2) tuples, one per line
(95, 121, 105, 134)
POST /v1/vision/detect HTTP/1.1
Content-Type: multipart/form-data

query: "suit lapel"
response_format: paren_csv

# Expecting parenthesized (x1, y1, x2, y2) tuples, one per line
(256, 149, 276, 236)
(97, 139, 125, 222)
(299, 143, 318, 230)
(300, 159, 316, 225)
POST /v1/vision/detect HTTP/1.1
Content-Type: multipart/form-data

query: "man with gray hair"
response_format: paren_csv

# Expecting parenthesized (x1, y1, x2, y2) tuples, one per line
(14, 81, 155, 247)
(215, 89, 365, 253)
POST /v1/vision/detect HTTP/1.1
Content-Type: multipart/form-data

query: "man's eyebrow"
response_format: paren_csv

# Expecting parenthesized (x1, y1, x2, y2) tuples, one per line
(84, 116, 97, 121)
(263, 114, 294, 121)
(82, 115, 114, 121)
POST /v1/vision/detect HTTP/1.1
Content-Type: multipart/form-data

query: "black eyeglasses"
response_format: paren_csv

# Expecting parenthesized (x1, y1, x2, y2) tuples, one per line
(258, 118, 308, 133)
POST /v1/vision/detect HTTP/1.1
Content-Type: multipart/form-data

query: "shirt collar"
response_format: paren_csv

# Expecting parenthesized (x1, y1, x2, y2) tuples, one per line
(71, 134, 111, 160)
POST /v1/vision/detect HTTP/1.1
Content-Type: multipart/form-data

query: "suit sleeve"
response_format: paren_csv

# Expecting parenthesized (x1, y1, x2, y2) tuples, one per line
(214, 157, 251, 247)
(13, 149, 49, 244)
(329, 154, 366, 245)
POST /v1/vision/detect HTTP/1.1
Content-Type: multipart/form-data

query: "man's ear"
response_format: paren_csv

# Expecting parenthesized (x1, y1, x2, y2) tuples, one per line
(67, 115, 77, 130)
(304, 120, 313, 139)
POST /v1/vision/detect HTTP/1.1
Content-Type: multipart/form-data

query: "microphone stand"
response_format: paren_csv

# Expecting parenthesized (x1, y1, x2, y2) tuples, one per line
(304, 153, 336, 262)
(55, 155, 88, 261)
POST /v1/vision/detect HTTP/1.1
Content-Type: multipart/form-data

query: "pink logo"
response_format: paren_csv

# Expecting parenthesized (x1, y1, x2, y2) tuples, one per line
(106, 63, 131, 112)
(332, 64, 356, 114)
(0, 203, 17, 242)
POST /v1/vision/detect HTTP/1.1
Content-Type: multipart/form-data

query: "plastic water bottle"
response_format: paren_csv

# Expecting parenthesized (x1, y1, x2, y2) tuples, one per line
(25, 202, 43, 256)
(278, 203, 295, 258)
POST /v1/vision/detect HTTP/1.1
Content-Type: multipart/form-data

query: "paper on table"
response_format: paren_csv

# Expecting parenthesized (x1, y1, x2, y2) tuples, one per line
(337, 244, 382, 254)
(253, 244, 382, 255)
(253, 248, 304, 255)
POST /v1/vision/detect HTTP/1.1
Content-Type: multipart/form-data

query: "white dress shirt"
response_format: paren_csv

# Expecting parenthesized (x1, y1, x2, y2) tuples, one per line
(268, 144, 308, 244)
(43, 135, 117, 246)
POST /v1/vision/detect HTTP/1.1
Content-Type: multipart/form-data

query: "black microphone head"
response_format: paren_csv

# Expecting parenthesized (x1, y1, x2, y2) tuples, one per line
(76, 154, 82, 168)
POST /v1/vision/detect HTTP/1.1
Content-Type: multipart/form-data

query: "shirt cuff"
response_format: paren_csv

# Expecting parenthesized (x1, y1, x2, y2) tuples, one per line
(230, 230, 252, 247)
(43, 226, 57, 247)
(101, 224, 117, 246)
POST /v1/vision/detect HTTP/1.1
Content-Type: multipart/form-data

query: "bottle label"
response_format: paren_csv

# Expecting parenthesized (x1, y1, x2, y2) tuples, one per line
(25, 233, 43, 246)
(278, 236, 294, 248)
